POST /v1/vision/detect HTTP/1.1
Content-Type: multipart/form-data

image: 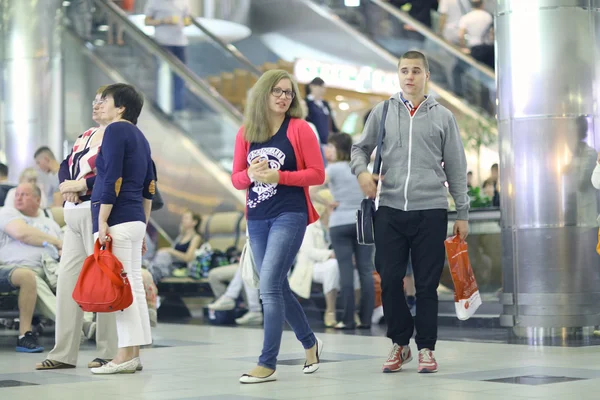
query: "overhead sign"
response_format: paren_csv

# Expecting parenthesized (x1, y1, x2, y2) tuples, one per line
(294, 59, 398, 95)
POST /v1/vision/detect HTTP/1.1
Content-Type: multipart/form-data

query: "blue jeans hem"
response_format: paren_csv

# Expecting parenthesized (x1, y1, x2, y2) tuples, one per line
(257, 362, 276, 370)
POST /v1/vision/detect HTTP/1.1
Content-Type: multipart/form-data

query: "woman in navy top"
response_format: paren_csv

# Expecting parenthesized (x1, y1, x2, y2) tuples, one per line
(232, 70, 325, 384)
(90, 83, 155, 375)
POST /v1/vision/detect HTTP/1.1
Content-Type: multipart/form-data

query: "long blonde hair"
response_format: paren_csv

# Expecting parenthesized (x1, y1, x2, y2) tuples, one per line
(243, 70, 304, 143)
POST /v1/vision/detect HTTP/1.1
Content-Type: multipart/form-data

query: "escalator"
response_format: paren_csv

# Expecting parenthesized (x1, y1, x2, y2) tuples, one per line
(63, 0, 253, 237)
(243, 0, 495, 124)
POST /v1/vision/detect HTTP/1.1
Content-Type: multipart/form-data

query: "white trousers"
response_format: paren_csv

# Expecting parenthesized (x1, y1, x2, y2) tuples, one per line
(49, 205, 117, 364)
(96, 221, 151, 348)
(312, 259, 360, 294)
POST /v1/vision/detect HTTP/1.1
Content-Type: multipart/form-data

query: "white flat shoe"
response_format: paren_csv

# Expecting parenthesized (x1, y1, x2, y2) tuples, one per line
(303, 337, 324, 374)
(90, 358, 138, 374)
(239, 371, 277, 384)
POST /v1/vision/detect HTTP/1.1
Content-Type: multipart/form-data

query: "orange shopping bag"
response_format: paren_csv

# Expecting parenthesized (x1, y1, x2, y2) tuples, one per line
(444, 235, 482, 320)
(596, 229, 600, 255)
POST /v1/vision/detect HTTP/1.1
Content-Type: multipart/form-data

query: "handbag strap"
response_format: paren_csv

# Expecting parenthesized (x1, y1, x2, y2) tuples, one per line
(93, 238, 126, 287)
(372, 100, 390, 176)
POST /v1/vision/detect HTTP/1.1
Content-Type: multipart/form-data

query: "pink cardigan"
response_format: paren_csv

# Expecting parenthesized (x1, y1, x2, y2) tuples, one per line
(231, 118, 325, 225)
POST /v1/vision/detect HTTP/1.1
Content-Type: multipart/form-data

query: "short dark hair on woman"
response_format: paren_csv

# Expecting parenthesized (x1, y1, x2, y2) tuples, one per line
(328, 133, 353, 162)
(102, 83, 144, 125)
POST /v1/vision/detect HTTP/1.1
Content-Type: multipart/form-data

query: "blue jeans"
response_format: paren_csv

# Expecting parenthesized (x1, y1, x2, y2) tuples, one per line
(248, 212, 316, 370)
(163, 45, 187, 111)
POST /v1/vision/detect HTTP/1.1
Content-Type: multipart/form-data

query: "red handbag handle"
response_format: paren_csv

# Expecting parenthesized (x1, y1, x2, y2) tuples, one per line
(93, 237, 126, 288)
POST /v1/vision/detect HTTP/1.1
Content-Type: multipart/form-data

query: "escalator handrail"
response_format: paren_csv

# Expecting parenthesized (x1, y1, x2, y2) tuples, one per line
(370, 0, 495, 80)
(187, 18, 262, 77)
(67, 27, 246, 211)
(93, 0, 244, 124)
(300, 0, 496, 127)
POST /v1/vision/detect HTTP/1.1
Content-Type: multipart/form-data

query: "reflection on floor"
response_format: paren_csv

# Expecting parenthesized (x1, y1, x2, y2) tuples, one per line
(2, 318, 600, 399)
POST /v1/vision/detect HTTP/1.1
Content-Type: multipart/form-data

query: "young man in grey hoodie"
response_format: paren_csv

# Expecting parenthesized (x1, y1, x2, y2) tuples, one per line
(350, 51, 469, 374)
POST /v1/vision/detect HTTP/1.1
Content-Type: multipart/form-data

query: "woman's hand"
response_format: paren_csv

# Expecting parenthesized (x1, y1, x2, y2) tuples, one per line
(254, 169, 280, 184)
(142, 237, 147, 256)
(328, 201, 340, 212)
(247, 157, 269, 180)
(98, 222, 110, 245)
(59, 180, 87, 194)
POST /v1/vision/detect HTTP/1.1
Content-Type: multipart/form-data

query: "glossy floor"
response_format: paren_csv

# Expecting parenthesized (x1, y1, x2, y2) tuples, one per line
(1, 322, 600, 399)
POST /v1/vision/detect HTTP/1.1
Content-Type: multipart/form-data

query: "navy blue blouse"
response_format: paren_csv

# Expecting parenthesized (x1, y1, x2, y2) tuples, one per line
(91, 121, 155, 233)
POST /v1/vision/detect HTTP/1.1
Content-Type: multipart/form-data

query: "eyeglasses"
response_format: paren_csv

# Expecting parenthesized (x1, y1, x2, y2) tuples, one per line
(92, 99, 105, 106)
(271, 87, 295, 100)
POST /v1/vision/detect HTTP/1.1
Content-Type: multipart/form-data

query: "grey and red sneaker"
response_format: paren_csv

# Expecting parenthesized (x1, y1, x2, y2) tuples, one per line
(382, 344, 412, 373)
(417, 349, 438, 373)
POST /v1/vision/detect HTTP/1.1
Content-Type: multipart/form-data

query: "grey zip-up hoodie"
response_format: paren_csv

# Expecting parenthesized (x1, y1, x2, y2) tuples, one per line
(350, 93, 470, 220)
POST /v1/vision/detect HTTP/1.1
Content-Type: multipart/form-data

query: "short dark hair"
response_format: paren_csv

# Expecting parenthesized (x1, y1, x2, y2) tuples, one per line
(306, 77, 325, 96)
(471, 0, 484, 8)
(491, 163, 499, 171)
(102, 83, 144, 125)
(467, 171, 473, 176)
(398, 51, 430, 72)
(328, 133, 353, 162)
(482, 179, 493, 188)
(0, 163, 8, 178)
(34, 146, 56, 160)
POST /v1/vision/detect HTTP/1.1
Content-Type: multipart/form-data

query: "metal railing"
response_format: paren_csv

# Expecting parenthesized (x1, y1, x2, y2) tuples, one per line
(187, 18, 261, 77)
(93, 0, 244, 124)
(301, 0, 496, 127)
(371, 0, 495, 80)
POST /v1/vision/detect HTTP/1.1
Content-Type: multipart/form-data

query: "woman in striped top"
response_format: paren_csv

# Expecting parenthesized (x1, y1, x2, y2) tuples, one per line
(36, 86, 118, 371)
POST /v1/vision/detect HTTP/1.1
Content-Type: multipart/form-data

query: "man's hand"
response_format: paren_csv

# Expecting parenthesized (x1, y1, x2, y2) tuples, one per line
(59, 180, 87, 194)
(62, 193, 80, 203)
(357, 172, 381, 199)
(254, 169, 280, 185)
(453, 220, 469, 241)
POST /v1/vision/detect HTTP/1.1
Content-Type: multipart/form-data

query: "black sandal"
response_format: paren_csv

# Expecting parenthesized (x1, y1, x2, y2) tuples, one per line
(88, 358, 111, 368)
(35, 359, 76, 370)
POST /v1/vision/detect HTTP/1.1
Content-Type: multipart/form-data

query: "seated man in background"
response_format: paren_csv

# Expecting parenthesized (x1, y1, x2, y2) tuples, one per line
(0, 266, 43, 352)
(208, 264, 263, 326)
(0, 183, 62, 325)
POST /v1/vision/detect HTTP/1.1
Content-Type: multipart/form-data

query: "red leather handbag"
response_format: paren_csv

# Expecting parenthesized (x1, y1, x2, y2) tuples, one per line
(72, 236, 133, 312)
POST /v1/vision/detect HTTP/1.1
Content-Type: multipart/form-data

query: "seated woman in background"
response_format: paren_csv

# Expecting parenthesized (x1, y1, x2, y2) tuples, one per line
(147, 209, 202, 283)
(289, 204, 360, 328)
